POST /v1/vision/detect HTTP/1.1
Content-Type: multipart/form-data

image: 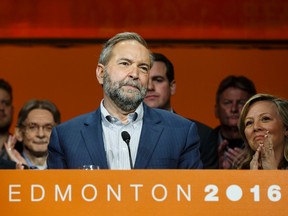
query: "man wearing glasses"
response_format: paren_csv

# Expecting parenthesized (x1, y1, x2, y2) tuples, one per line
(5, 99, 60, 169)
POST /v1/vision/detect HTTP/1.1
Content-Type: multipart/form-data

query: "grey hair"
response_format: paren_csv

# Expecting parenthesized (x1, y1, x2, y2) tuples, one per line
(98, 32, 154, 67)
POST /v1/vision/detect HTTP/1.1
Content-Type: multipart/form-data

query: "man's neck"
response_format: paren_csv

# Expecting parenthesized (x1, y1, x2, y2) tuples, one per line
(103, 97, 137, 124)
(23, 149, 48, 166)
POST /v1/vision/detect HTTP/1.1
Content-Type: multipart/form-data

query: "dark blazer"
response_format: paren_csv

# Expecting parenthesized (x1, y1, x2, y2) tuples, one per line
(172, 110, 218, 169)
(0, 158, 16, 169)
(47, 104, 202, 169)
(192, 120, 218, 169)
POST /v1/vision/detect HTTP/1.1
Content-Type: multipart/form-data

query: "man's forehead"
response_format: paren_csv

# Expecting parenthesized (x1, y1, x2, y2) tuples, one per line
(111, 41, 150, 59)
(25, 109, 54, 122)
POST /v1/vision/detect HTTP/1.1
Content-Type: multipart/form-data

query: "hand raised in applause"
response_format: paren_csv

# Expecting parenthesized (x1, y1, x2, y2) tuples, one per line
(4, 135, 27, 167)
(250, 131, 277, 170)
(218, 139, 244, 169)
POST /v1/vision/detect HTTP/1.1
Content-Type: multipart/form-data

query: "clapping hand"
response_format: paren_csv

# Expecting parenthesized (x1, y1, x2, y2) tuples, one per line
(218, 140, 244, 169)
(250, 131, 277, 170)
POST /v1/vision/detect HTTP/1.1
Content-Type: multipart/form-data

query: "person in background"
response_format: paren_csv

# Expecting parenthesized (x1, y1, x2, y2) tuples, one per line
(0, 78, 23, 169)
(0, 79, 14, 161)
(237, 93, 288, 169)
(144, 53, 217, 168)
(47, 32, 202, 169)
(209, 75, 257, 169)
(5, 99, 60, 169)
(0, 157, 18, 169)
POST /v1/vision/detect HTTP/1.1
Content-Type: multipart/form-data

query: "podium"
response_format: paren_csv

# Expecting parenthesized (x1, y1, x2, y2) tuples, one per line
(1, 170, 287, 216)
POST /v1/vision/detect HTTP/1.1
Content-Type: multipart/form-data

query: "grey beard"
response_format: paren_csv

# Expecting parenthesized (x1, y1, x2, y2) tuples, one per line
(103, 72, 147, 112)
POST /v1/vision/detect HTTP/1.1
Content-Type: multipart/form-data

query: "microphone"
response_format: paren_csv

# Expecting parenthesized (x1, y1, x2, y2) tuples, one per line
(121, 131, 133, 169)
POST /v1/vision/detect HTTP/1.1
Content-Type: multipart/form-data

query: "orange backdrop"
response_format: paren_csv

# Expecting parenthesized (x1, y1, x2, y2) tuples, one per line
(1, 43, 287, 131)
(1, 0, 288, 39)
(1, 0, 288, 131)
(1, 170, 288, 216)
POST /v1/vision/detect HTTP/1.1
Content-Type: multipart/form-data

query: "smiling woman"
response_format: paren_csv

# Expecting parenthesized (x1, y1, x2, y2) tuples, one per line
(237, 93, 288, 169)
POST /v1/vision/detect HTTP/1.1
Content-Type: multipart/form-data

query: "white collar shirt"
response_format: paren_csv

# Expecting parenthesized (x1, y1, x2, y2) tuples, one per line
(100, 100, 143, 170)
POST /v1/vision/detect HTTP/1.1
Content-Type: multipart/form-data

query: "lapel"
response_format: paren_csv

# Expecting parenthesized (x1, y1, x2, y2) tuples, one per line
(134, 104, 164, 168)
(80, 109, 109, 169)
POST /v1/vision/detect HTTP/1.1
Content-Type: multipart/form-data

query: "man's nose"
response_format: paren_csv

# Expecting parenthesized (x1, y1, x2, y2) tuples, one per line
(231, 103, 238, 113)
(36, 127, 45, 137)
(128, 65, 139, 79)
(147, 79, 154, 90)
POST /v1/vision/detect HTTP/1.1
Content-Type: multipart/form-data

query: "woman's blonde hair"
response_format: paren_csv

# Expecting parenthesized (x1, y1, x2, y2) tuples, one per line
(237, 93, 288, 169)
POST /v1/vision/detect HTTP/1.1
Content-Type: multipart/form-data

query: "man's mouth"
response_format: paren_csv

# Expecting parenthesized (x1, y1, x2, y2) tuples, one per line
(145, 93, 158, 98)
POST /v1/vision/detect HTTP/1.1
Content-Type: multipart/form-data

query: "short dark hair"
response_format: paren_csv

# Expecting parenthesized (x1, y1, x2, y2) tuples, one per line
(0, 79, 13, 102)
(17, 99, 61, 127)
(152, 53, 174, 83)
(216, 75, 256, 103)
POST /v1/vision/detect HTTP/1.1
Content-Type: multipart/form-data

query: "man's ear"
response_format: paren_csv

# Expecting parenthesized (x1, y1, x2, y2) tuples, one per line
(14, 127, 23, 142)
(96, 64, 105, 85)
(170, 80, 176, 96)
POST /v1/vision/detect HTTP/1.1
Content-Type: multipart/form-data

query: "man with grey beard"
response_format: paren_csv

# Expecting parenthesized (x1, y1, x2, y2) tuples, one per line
(47, 32, 202, 169)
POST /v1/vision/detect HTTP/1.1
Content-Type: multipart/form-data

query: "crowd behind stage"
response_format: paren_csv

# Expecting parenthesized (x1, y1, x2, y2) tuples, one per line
(1, 32, 288, 170)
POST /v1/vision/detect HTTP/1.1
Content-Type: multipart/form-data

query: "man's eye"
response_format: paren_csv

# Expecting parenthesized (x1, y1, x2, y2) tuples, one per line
(29, 125, 37, 130)
(0, 100, 11, 106)
(223, 101, 231, 105)
(45, 125, 53, 130)
(140, 66, 149, 73)
(120, 61, 129, 66)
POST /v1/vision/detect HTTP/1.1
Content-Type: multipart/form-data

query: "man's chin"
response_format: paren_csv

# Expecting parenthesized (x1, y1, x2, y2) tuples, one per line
(226, 123, 239, 129)
(26, 147, 48, 157)
(144, 100, 158, 108)
(32, 150, 48, 157)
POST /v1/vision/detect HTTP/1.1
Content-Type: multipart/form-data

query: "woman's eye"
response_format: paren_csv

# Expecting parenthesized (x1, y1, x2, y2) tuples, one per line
(245, 120, 252, 127)
(261, 116, 271, 121)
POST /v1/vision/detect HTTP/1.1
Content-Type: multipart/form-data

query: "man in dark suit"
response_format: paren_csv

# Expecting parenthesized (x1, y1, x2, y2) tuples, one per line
(47, 32, 202, 169)
(0, 157, 17, 169)
(0, 79, 14, 162)
(208, 75, 256, 169)
(144, 53, 217, 169)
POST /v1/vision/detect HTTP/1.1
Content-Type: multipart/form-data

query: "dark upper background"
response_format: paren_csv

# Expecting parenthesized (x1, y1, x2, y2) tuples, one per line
(1, 0, 287, 130)
(1, 0, 288, 39)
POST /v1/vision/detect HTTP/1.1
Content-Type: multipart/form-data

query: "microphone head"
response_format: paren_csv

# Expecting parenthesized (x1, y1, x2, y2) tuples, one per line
(121, 131, 131, 144)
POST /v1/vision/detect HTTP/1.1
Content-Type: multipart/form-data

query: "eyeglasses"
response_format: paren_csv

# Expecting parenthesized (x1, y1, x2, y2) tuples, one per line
(22, 123, 55, 134)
